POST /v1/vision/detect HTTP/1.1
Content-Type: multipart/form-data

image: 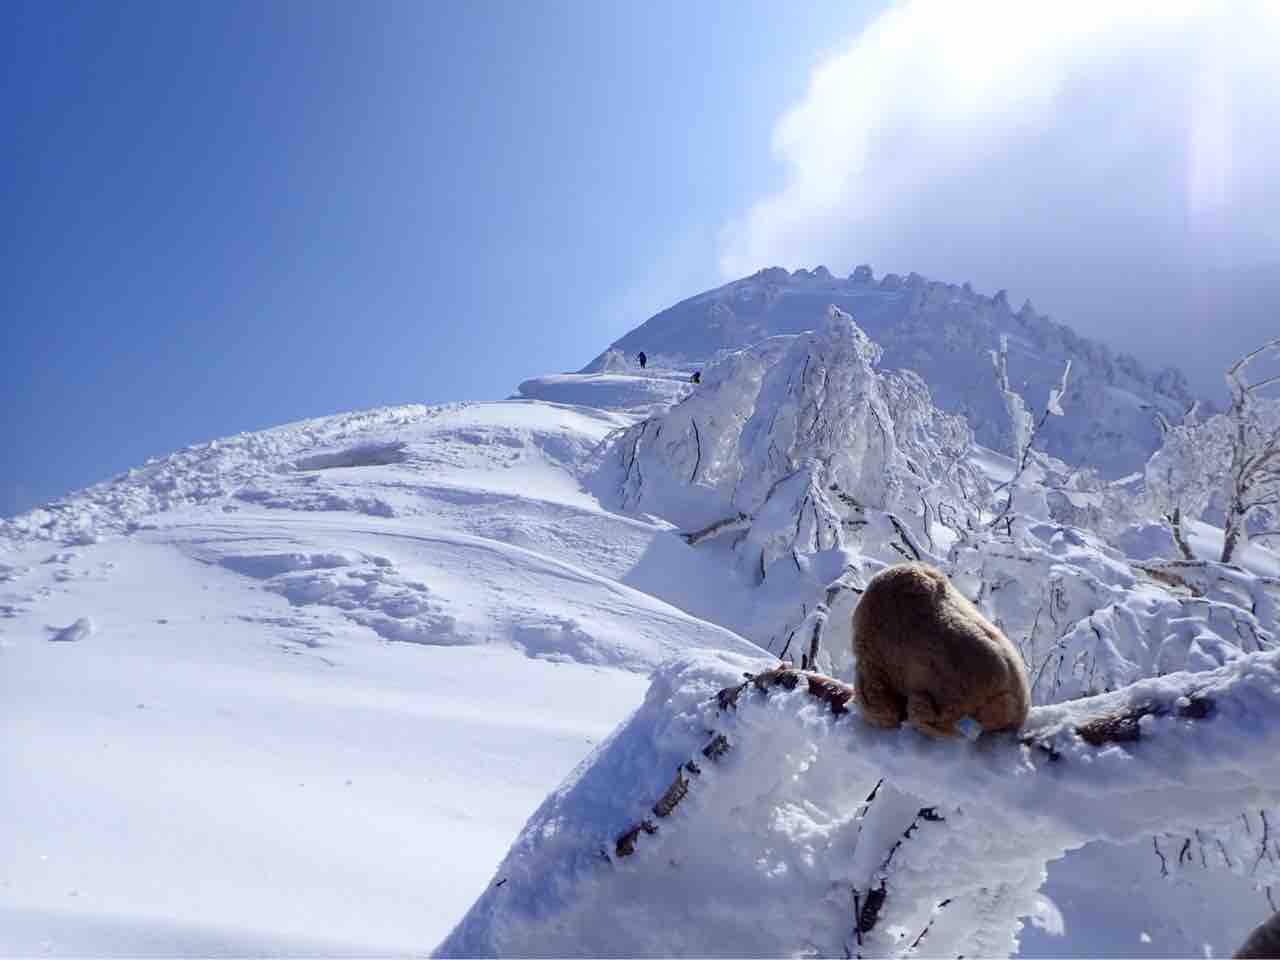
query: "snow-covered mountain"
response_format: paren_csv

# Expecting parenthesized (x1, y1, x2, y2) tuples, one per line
(3, 288, 1278, 958)
(579, 266, 1202, 478)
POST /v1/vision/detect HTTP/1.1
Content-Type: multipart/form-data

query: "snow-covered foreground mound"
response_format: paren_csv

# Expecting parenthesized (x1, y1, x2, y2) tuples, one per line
(440, 650, 1280, 957)
(0, 400, 764, 955)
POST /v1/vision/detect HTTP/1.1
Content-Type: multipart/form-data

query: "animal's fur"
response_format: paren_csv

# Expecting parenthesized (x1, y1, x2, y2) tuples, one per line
(853, 563, 1030, 738)
(1235, 911, 1280, 959)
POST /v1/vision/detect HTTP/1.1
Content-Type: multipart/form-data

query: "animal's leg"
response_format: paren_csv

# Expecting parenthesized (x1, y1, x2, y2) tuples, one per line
(907, 689, 958, 738)
(856, 666, 906, 729)
(975, 690, 1027, 733)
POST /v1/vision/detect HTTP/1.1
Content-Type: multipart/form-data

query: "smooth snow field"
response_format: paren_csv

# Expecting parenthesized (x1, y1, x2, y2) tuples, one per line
(0, 398, 751, 955)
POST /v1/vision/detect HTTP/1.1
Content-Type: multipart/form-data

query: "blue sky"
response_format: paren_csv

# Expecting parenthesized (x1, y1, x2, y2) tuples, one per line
(1, 0, 875, 515)
(6, 1, 1279, 516)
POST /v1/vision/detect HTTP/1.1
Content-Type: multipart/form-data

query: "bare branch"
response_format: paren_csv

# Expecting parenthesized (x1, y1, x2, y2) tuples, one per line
(1226, 337, 1280, 381)
(680, 512, 751, 547)
(886, 513, 923, 561)
(689, 419, 702, 484)
(1250, 371, 1280, 394)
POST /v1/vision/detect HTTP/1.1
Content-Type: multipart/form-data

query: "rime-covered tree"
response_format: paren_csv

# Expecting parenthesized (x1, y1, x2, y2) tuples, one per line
(988, 334, 1071, 525)
(1143, 339, 1280, 563)
(1144, 409, 1230, 560)
(1219, 340, 1280, 562)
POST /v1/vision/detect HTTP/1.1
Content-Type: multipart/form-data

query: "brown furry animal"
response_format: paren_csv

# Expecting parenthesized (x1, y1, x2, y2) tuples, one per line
(1235, 911, 1280, 959)
(853, 563, 1030, 738)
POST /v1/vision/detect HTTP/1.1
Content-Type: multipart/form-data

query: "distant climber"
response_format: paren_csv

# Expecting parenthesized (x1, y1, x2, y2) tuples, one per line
(637, 351, 647, 369)
(691, 370, 701, 384)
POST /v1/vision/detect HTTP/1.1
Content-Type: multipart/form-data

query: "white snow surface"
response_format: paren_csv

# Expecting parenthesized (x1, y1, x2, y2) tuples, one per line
(4, 300, 1278, 958)
(0, 399, 761, 956)
(516, 370, 694, 415)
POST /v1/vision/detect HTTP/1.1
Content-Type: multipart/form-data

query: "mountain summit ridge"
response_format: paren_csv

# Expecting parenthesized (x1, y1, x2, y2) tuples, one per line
(587, 265, 1201, 477)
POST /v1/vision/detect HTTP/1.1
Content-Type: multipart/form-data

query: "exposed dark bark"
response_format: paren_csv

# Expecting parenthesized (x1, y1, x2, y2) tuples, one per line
(1167, 506, 1196, 561)
(612, 665, 1221, 863)
(689, 419, 702, 485)
(680, 512, 751, 547)
(885, 513, 924, 562)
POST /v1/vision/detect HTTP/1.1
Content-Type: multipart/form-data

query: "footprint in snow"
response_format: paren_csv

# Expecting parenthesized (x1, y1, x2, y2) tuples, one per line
(0, 563, 30, 582)
(47, 617, 95, 643)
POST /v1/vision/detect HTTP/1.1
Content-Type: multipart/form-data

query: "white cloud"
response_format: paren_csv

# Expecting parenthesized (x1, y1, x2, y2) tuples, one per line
(719, 0, 1280, 282)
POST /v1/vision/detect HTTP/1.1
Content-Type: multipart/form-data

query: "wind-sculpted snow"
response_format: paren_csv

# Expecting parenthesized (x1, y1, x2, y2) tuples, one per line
(173, 516, 763, 671)
(590, 266, 1200, 477)
(516, 371, 691, 414)
(0, 404, 437, 544)
(0, 400, 632, 550)
(438, 649, 1280, 959)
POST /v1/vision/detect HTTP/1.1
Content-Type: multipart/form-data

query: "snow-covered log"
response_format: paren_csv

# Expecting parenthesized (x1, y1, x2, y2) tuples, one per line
(437, 649, 1280, 958)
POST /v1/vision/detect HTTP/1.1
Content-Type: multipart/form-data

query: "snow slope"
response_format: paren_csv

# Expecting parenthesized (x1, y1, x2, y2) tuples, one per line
(4, 292, 1275, 958)
(0, 399, 764, 955)
(587, 266, 1202, 477)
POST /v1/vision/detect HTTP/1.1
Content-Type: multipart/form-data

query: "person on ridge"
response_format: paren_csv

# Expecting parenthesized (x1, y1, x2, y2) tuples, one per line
(637, 351, 647, 369)
(691, 370, 701, 384)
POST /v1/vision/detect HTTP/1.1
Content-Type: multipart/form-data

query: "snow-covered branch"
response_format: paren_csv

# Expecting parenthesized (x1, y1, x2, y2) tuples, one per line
(1221, 339, 1280, 563)
(439, 650, 1280, 958)
(989, 335, 1072, 527)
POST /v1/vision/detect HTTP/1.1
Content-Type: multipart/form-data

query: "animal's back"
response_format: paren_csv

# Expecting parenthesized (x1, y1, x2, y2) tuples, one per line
(853, 563, 946, 651)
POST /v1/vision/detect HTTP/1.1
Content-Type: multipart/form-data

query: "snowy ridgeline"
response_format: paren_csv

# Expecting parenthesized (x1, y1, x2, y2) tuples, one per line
(587, 265, 1200, 478)
(439, 649, 1280, 958)
(0, 403, 440, 545)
